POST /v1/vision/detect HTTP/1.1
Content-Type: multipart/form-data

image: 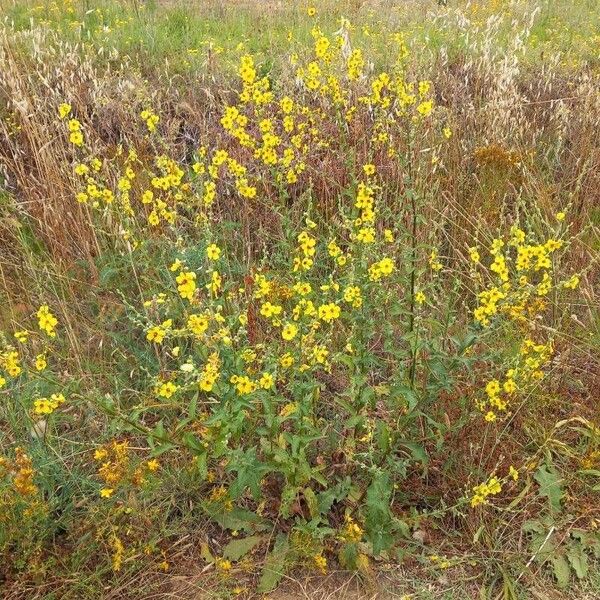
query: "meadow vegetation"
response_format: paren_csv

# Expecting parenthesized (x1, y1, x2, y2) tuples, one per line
(0, 1, 599, 598)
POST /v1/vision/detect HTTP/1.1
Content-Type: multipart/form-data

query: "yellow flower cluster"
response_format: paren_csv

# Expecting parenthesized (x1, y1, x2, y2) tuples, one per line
(2, 448, 38, 496)
(470, 476, 502, 507)
(140, 108, 160, 132)
(33, 393, 66, 415)
(37, 304, 58, 337)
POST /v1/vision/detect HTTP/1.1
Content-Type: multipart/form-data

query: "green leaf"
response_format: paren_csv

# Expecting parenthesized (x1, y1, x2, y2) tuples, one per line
(398, 440, 428, 465)
(365, 472, 394, 555)
(304, 487, 319, 519)
(223, 535, 263, 561)
(228, 447, 270, 500)
(551, 554, 570, 588)
(202, 504, 270, 533)
(567, 545, 589, 579)
(258, 533, 289, 593)
(534, 464, 563, 513)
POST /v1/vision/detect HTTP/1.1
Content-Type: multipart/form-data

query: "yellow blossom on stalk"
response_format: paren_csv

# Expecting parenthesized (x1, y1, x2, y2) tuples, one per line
(35, 354, 47, 371)
(1, 350, 21, 377)
(111, 535, 124, 571)
(68, 119, 84, 146)
(176, 271, 197, 301)
(347, 48, 364, 80)
(429, 249, 443, 271)
(311, 344, 329, 364)
(33, 393, 65, 415)
(563, 275, 579, 289)
(100, 487, 114, 498)
(260, 302, 283, 318)
(282, 323, 298, 340)
(11, 448, 38, 495)
(313, 554, 327, 574)
(509, 466, 519, 481)
(58, 103, 71, 119)
(555, 211, 566, 222)
(340, 515, 363, 542)
(216, 558, 232, 573)
(490, 238, 504, 255)
(415, 291, 426, 305)
(157, 381, 177, 398)
(416, 100, 433, 117)
(207, 271, 222, 296)
(363, 164, 376, 176)
(37, 305, 58, 337)
(368, 257, 395, 281)
(233, 374, 256, 395)
(259, 372, 274, 389)
(206, 244, 221, 260)
(343, 286, 362, 308)
(140, 108, 159, 132)
(14, 330, 28, 343)
(468, 247, 480, 263)
(307, 6, 316, 16)
(443, 126, 452, 139)
(470, 476, 502, 507)
(293, 282, 312, 296)
(280, 353, 294, 368)
(318, 302, 341, 323)
(188, 313, 209, 337)
(356, 227, 375, 244)
(146, 319, 172, 344)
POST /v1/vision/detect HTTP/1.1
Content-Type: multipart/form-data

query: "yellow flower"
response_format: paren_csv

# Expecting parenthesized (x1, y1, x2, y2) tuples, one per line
(279, 353, 294, 368)
(216, 558, 232, 572)
(33, 393, 65, 416)
(318, 302, 341, 323)
(563, 275, 579, 289)
(188, 313, 209, 337)
(234, 375, 256, 395)
(147, 326, 166, 344)
(415, 291, 426, 305)
(100, 487, 114, 498)
(259, 372, 275, 390)
(37, 305, 58, 337)
(307, 6, 316, 16)
(69, 130, 84, 146)
(157, 381, 178, 398)
(35, 354, 47, 371)
(58, 103, 72, 119)
(260, 302, 283, 318)
(313, 554, 327, 574)
(417, 100, 433, 117)
(468, 247, 480, 263)
(555, 211, 566, 222)
(471, 476, 502, 507)
(363, 164, 376, 176)
(176, 271, 197, 301)
(206, 244, 221, 260)
(282, 323, 298, 340)
(14, 330, 28, 343)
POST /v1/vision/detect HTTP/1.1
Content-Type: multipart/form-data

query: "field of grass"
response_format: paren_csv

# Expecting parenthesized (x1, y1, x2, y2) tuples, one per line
(1, 1, 599, 598)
